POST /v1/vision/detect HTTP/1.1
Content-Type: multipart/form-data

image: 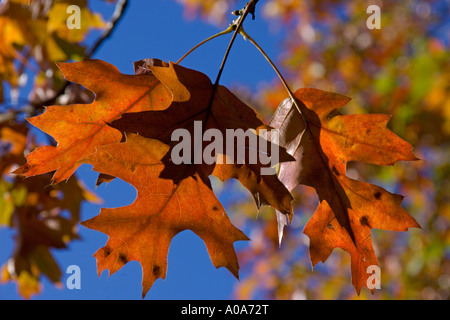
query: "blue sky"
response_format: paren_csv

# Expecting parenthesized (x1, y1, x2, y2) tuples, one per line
(0, 0, 287, 300)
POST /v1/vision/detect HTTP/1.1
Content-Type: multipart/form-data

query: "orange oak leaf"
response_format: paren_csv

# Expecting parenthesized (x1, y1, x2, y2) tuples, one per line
(269, 88, 421, 294)
(111, 60, 294, 218)
(81, 133, 249, 297)
(14, 58, 190, 184)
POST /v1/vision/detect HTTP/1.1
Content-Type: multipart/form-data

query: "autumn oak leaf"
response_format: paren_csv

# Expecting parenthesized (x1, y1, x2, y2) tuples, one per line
(270, 88, 421, 294)
(14, 59, 190, 184)
(81, 133, 249, 298)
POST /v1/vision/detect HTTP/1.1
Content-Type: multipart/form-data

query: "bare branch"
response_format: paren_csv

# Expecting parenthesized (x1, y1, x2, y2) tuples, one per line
(85, 0, 129, 58)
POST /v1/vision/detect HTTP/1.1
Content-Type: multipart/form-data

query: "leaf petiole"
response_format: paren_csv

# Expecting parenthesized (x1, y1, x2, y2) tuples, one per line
(175, 25, 235, 65)
(238, 27, 308, 127)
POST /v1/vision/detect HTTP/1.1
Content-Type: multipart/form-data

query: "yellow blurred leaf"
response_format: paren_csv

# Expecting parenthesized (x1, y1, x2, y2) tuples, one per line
(47, 1, 105, 43)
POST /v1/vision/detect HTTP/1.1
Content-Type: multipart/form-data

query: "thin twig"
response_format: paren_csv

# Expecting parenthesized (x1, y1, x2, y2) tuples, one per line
(211, 0, 259, 92)
(203, 0, 259, 122)
(85, 0, 129, 58)
(175, 26, 235, 65)
(239, 27, 307, 126)
(190, 0, 259, 165)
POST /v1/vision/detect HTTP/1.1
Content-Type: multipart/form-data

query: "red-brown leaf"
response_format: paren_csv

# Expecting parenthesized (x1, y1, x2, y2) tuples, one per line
(270, 87, 420, 294)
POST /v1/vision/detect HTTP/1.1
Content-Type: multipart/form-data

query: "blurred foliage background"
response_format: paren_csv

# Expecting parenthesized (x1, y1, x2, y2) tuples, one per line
(1, 0, 449, 299)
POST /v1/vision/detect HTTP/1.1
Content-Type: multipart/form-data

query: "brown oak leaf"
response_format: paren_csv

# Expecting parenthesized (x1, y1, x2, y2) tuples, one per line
(111, 60, 294, 218)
